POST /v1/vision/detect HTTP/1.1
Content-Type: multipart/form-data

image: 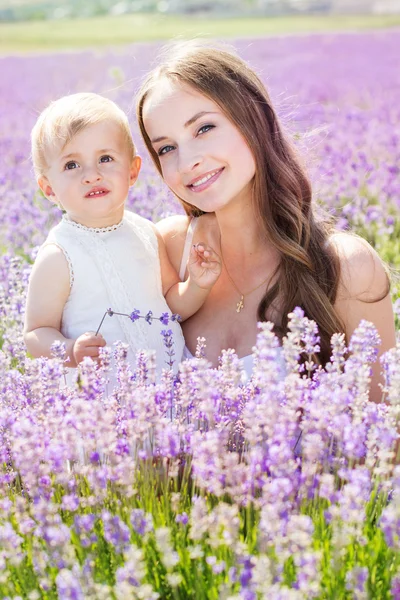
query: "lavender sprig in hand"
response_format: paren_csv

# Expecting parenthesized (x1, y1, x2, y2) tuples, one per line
(95, 308, 181, 336)
(95, 308, 181, 369)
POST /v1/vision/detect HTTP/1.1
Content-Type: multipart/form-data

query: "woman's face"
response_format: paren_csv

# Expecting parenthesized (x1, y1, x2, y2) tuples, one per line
(142, 79, 256, 214)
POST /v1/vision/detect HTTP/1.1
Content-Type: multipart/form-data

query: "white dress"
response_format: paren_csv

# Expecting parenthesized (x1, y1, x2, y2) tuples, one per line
(41, 210, 185, 381)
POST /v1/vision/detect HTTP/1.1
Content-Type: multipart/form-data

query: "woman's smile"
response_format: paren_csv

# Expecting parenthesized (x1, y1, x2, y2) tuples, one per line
(187, 167, 224, 193)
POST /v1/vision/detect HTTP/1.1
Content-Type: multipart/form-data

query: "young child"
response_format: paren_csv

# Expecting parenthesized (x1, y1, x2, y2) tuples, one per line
(24, 92, 221, 378)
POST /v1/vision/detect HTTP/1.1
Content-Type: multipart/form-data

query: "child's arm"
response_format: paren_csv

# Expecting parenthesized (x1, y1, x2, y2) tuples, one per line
(24, 245, 106, 367)
(154, 227, 221, 321)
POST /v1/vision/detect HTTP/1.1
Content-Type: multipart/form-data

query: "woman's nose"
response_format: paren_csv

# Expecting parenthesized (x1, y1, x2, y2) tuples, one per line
(178, 148, 202, 175)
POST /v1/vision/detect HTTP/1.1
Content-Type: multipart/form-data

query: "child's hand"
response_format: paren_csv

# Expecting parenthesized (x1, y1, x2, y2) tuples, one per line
(188, 242, 221, 290)
(73, 332, 106, 365)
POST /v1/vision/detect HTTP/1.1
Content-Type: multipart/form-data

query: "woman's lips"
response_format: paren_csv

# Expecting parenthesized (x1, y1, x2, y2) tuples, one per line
(187, 168, 224, 193)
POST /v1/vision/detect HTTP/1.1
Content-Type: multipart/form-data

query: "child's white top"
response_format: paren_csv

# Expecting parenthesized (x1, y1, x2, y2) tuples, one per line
(41, 210, 185, 375)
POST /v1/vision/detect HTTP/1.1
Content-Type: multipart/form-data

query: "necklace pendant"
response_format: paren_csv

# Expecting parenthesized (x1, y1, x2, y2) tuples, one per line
(236, 295, 244, 313)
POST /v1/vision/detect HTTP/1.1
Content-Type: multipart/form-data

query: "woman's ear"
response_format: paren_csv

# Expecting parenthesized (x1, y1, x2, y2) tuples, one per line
(129, 155, 142, 186)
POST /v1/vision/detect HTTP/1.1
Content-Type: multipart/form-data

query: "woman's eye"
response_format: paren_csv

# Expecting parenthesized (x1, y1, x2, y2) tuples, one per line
(64, 161, 78, 170)
(197, 124, 214, 135)
(158, 145, 174, 157)
(100, 155, 113, 163)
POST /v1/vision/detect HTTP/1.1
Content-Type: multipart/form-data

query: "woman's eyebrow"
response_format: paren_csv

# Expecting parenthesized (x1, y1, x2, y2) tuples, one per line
(184, 110, 217, 128)
(150, 111, 218, 144)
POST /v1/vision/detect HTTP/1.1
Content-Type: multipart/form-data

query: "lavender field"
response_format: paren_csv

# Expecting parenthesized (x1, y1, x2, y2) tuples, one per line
(0, 30, 400, 599)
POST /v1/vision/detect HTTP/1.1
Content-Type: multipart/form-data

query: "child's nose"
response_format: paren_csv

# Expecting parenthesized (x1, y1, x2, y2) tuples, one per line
(82, 165, 102, 184)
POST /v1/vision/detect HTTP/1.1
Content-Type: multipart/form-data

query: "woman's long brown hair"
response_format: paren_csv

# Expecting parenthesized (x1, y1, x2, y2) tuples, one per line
(136, 40, 345, 365)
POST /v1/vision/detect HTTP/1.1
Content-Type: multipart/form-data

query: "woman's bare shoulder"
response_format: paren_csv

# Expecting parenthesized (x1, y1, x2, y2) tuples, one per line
(329, 232, 389, 300)
(155, 213, 212, 269)
(156, 213, 218, 244)
(155, 215, 189, 270)
(155, 214, 191, 239)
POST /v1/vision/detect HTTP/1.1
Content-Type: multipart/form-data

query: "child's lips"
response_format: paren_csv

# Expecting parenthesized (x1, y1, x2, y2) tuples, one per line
(85, 187, 110, 198)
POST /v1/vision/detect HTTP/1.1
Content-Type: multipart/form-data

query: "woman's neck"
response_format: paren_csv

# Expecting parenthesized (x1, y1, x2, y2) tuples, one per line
(215, 203, 273, 263)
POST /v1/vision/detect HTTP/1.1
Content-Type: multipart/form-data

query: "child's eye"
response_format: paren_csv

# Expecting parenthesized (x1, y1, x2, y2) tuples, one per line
(64, 161, 78, 170)
(158, 145, 175, 157)
(197, 124, 215, 135)
(100, 155, 113, 163)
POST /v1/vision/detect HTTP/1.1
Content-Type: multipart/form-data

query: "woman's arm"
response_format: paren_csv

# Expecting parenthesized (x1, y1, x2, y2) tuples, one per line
(333, 233, 396, 402)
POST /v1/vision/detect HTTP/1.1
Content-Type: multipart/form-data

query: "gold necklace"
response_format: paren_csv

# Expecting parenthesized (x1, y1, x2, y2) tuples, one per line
(220, 248, 271, 313)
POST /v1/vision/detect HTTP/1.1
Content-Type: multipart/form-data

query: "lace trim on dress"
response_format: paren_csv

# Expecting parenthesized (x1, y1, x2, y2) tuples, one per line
(41, 242, 74, 290)
(62, 215, 124, 234)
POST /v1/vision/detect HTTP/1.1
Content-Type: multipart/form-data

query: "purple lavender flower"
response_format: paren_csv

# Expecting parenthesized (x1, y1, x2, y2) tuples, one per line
(391, 574, 400, 600)
(61, 494, 80, 512)
(102, 511, 131, 554)
(239, 556, 255, 590)
(130, 509, 153, 536)
(56, 568, 85, 600)
(74, 514, 96, 535)
(345, 566, 368, 596)
(50, 340, 67, 362)
(175, 512, 189, 526)
(129, 309, 140, 322)
(161, 328, 175, 369)
(159, 312, 170, 325)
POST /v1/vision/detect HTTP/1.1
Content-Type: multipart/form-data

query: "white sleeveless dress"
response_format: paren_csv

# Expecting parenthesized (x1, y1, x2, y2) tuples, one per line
(41, 211, 185, 381)
(179, 218, 285, 380)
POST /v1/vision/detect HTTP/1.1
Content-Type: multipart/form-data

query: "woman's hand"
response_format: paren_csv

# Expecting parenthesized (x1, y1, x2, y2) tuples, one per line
(187, 242, 221, 290)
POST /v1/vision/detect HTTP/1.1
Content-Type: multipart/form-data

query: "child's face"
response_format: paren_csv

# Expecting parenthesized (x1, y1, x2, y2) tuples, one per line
(39, 121, 140, 228)
(142, 80, 256, 215)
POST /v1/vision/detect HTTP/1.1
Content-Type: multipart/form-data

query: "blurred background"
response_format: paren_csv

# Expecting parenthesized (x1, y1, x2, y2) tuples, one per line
(0, 0, 399, 53)
(1, 0, 400, 21)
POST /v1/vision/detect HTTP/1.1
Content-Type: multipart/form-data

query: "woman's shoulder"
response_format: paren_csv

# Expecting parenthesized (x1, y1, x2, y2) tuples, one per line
(156, 213, 217, 269)
(156, 213, 217, 247)
(328, 231, 389, 300)
(155, 214, 192, 239)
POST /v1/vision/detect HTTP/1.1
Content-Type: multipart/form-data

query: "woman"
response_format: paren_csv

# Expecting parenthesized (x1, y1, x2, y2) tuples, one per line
(136, 40, 395, 401)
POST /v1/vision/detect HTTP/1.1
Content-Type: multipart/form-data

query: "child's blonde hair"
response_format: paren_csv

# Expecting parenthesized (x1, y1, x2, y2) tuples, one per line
(31, 92, 136, 178)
